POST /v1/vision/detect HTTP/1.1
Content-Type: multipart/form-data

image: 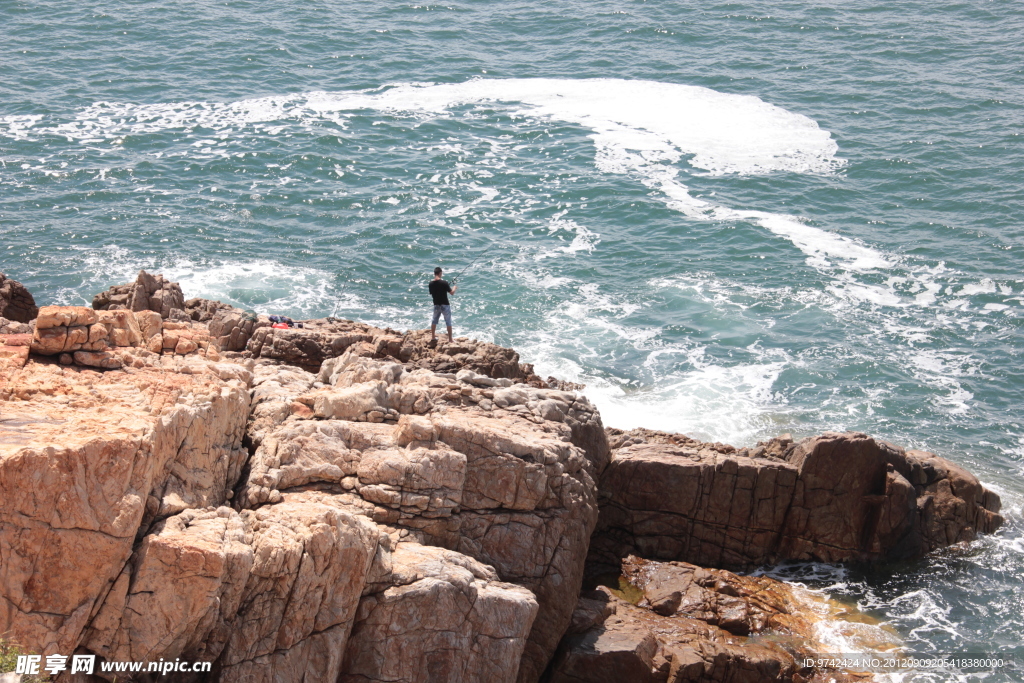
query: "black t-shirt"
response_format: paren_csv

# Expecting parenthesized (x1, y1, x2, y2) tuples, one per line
(429, 278, 452, 305)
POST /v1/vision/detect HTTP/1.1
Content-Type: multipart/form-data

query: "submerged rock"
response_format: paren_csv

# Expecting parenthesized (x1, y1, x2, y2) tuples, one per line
(548, 555, 875, 683)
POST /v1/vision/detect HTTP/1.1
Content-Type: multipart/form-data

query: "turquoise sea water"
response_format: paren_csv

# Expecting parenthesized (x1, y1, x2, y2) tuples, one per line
(2, 1, 1022, 678)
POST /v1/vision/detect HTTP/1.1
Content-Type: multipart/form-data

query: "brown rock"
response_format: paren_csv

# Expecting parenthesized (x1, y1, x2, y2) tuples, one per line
(208, 307, 267, 351)
(0, 273, 38, 323)
(589, 430, 1003, 573)
(548, 556, 870, 683)
(0, 317, 33, 335)
(186, 296, 235, 322)
(246, 323, 376, 370)
(72, 350, 122, 369)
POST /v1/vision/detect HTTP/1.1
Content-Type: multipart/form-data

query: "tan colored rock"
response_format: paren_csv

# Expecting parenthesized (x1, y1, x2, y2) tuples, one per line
(175, 337, 199, 355)
(34, 305, 97, 330)
(312, 380, 390, 420)
(83, 507, 253, 663)
(246, 361, 318, 448)
(30, 306, 156, 363)
(239, 356, 603, 683)
(240, 420, 382, 507)
(0, 356, 251, 654)
(72, 350, 122, 369)
(216, 497, 383, 682)
(589, 430, 1003, 573)
(82, 493, 389, 683)
(134, 309, 163, 340)
(9, 293, 1001, 683)
(340, 541, 538, 683)
(0, 344, 29, 394)
(96, 308, 143, 346)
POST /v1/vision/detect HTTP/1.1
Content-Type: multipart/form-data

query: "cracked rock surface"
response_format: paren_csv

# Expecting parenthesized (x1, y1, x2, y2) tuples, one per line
(589, 428, 1003, 574)
(237, 350, 605, 683)
(0, 327, 605, 682)
(0, 273, 1006, 683)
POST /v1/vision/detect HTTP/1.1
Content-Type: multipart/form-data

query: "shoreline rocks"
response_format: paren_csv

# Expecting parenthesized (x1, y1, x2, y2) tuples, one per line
(588, 430, 1002, 575)
(0, 271, 1006, 683)
(548, 555, 877, 683)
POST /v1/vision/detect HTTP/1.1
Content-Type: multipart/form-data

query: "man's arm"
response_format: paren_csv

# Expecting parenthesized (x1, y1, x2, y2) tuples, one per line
(449, 284, 457, 295)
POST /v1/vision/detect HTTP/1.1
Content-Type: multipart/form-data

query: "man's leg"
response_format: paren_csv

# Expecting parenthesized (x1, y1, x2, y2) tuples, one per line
(430, 306, 441, 340)
(442, 306, 453, 342)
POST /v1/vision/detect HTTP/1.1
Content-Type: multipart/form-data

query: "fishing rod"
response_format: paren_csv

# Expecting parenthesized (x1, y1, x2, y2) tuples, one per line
(449, 248, 489, 285)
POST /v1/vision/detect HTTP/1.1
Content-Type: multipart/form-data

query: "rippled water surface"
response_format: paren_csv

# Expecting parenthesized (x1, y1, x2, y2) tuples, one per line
(2, 1, 1023, 677)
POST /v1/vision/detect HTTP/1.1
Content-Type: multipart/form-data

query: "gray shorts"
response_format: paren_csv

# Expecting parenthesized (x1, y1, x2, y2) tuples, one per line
(431, 304, 452, 327)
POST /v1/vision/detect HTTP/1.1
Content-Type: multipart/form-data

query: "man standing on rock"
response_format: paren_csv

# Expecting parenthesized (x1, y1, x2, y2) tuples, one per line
(429, 266, 457, 343)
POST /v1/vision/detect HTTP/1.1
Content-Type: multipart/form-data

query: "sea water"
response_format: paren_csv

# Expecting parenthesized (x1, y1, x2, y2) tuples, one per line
(1, 1, 1022, 678)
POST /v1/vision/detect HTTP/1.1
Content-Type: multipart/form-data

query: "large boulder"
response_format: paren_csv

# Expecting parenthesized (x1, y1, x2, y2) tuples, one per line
(0, 355, 252, 655)
(238, 355, 607, 683)
(589, 430, 1003, 573)
(0, 272, 38, 323)
(339, 539, 538, 683)
(92, 269, 186, 319)
(208, 307, 267, 351)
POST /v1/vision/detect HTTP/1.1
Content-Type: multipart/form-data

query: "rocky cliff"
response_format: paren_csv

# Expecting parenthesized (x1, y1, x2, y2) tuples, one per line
(0, 271, 1004, 682)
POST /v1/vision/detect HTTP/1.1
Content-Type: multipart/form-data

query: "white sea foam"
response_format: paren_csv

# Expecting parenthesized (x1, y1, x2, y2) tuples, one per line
(326, 79, 887, 275)
(575, 361, 791, 443)
(63, 247, 348, 318)
(534, 217, 600, 259)
(5, 78, 889, 276)
(17, 79, 836, 176)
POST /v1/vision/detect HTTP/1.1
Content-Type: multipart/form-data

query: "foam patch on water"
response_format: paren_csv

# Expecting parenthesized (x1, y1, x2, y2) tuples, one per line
(320, 79, 890, 275)
(4, 78, 890, 276)
(8, 79, 841, 175)
(535, 217, 600, 259)
(58, 247, 350, 318)
(573, 361, 792, 443)
(312, 78, 841, 176)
